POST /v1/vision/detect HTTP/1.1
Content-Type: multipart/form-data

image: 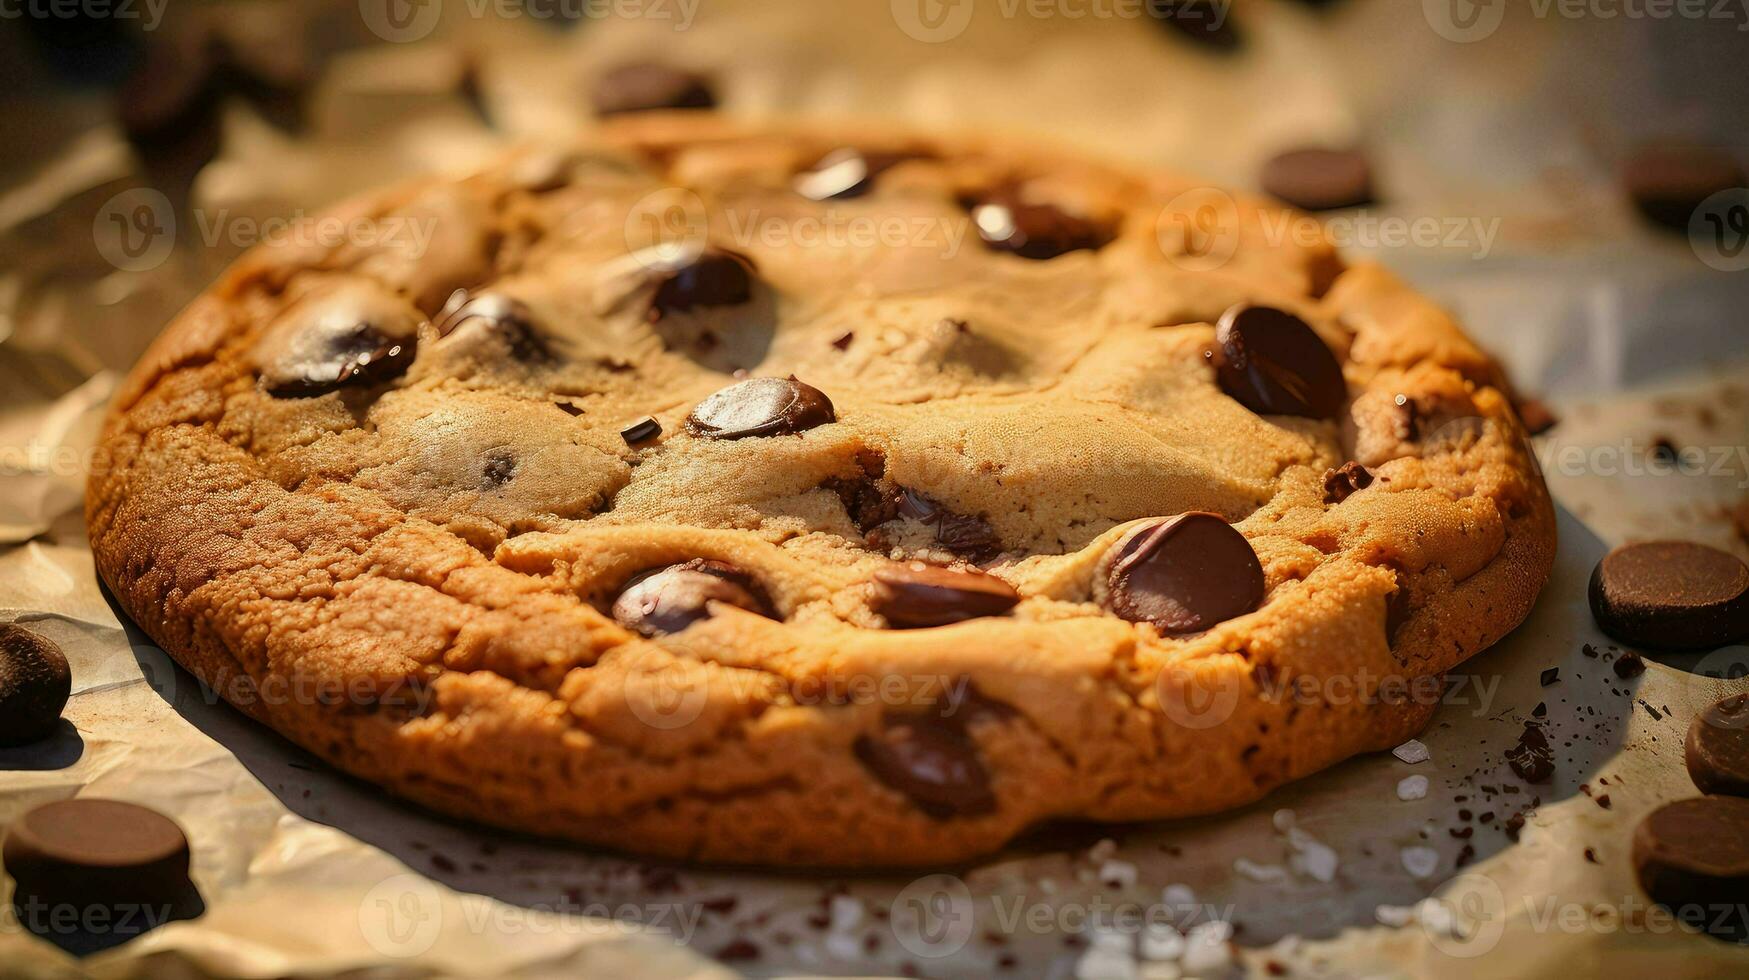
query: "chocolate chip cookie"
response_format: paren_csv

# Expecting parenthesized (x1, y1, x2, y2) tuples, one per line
(87, 118, 1555, 866)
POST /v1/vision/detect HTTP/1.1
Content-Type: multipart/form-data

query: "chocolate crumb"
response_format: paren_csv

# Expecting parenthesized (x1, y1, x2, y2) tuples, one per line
(1613, 652, 1645, 679)
(1540, 667, 1560, 687)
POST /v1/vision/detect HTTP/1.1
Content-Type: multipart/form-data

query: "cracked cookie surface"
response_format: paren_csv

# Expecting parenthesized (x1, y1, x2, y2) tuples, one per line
(88, 118, 1555, 866)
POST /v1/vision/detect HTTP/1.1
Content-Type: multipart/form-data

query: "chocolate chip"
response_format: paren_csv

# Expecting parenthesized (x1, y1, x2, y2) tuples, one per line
(1210, 305, 1347, 419)
(1621, 144, 1745, 232)
(1540, 667, 1560, 687)
(610, 559, 773, 637)
(966, 189, 1114, 260)
(436, 292, 554, 362)
(831, 331, 855, 351)
(620, 416, 662, 445)
(1614, 650, 1646, 679)
(854, 715, 996, 818)
(0, 624, 71, 747)
(1632, 796, 1749, 941)
(1687, 694, 1749, 797)
(650, 250, 756, 319)
(1101, 513, 1265, 635)
(687, 377, 835, 439)
(794, 148, 925, 201)
(481, 452, 516, 487)
(898, 489, 1004, 561)
(1588, 542, 1749, 650)
(871, 563, 1021, 629)
(1505, 722, 1554, 784)
(591, 62, 716, 117)
(3, 800, 203, 952)
(1261, 148, 1375, 212)
(1322, 461, 1373, 504)
(256, 288, 421, 398)
(1149, 0, 1243, 50)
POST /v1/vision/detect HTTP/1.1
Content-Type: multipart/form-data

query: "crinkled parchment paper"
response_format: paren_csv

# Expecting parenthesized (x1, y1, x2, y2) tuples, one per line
(2, 1, 1748, 976)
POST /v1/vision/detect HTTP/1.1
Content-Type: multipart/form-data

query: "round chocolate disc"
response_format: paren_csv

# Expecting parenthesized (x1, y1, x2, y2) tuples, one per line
(871, 563, 1021, 630)
(1632, 795, 1749, 940)
(687, 377, 836, 439)
(1588, 542, 1749, 651)
(4, 799, 202, 952)
(1102, 513, 1265, 635)
(650, 250, 756, 319)
(1212, 305, 1347, 419)
(854, 715, 995, 818)
(255, 286, 421, 398)
(1261, 148, 1376, 212)
(0, 624, 71, 747)
(611, 560, 773, 637)
(1687, 693, 1749, 798)
(967, 190, 1114, 260)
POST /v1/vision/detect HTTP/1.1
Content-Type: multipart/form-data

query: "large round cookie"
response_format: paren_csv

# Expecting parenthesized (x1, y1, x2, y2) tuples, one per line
(88, 118, 1555, 867)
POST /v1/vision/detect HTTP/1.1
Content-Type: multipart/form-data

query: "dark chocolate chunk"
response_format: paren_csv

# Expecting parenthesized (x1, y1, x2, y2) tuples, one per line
(1588, 542, 1749, 650)
(3, 799, 203, 954)
(871, 563, 1021, 629)
(1540, 667, 1560, 687)
(592, 62, 716, 117)
(1632, 796, 1749, 940)
(793, 148, 926, 201)
(898, 489, 1003, 561)
(650, 250, 756, 319)
(1148, 0, 1242, 50)
(1621, 145, 1745, 233)
(1260, 148, 1375, 212)
(1687, 694, 1749, 797)
(435, 292, 554, 362)
(256, 289, 421, 398)
(687, 377, 835, 439)
(1505, 723, 1554, 784)
(1322, 461, 1373, 504)
(1210, 305, 1347, 419)
(481, 452, 516, 487)
(854, 715, 996, 818)
(1614, 651, 1646, 679)
(1102, 513, 1265, 635)
(610, 560, 773, 637)
(0, 624, 71, 747)
(966, 189, 1114, 260)
(620, 416, 662, 445)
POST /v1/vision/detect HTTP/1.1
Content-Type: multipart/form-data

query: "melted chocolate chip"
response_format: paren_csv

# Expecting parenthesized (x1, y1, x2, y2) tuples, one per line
(1588, 542, 1749, 650)
(898, 489, 1003, 561)
(0, 624, 70, 746)
(871, 563, 1022, 629)
(1210, 305, 1347, 419)
(481, 452, 516, 487)
(793, 148, 927, 201)
(611, 559, 773, 637)
(650, 250, 756, 320)
(1102, 513, 1265, 635)
(1687, 693, 1749, 798)
(967, 189, 1114, 260)
(687, 377, 835, 439)
(1322, 461, 1373, 504)
(620, 416, 662, 445)
(436, 292, 554, 362)
(1261, 148, 1375, 212)
(1632, 796, 1749, 940)
(592, 63, 716, 117)
(854, 715, 996, 818)
(256, 288, 421, 398)
(3, 799, 203, 954)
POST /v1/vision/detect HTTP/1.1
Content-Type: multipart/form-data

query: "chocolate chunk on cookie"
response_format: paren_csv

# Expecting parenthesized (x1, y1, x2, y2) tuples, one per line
(1210, 305, 1347, 419)
(1322, 461, 1373, 504)
(1621, 144, 1745, 232)
(1261, 148, 1375, 212)
(4, 799, 202, 952)
(0, 624, 71, 747)
(1632, 796, 1749, 940)
(1588, 542, 1749, 650)
(897, 489, 1003, 561)
(794, 148, 928, 201)
(592, 62, 716, 116)
(687, 377, 835, 439)
(871, 563, 1021, 629)
(1687, 694, 1749, 797)
(254, 283, 421, 397)
(612, 559, 773, 636)
(650, 250, 756, 319)
(854, 715, 996, 818)
(1102, 513, 1265, 635)
(966, 189, 1114, 260)
(435, 292, 554, 363)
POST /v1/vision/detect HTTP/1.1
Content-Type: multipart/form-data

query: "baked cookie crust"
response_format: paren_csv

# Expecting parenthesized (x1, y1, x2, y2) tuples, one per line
(87, 118, 1555, 867)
